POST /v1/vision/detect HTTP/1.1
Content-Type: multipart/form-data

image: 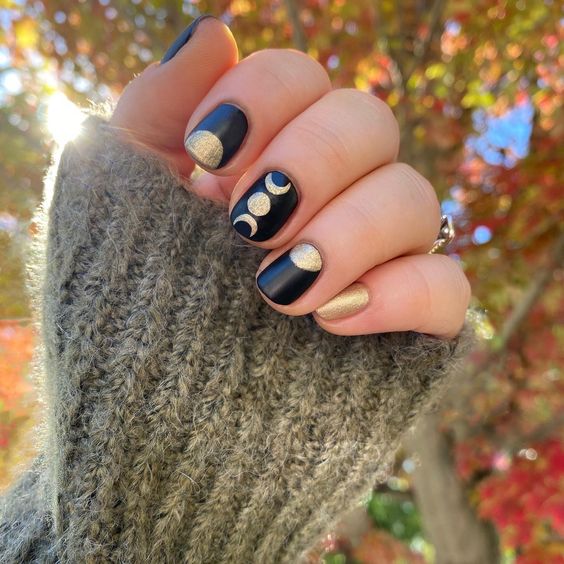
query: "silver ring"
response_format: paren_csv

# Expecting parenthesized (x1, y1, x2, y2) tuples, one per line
(429, 215, 455, 254)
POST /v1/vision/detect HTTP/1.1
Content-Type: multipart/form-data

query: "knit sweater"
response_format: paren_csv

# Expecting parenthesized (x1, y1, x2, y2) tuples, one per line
(0, 115, 471, 563)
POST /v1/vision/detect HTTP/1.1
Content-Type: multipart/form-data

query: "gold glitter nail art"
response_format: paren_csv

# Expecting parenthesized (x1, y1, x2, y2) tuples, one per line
(184, 130, 223, 169)
(247, 192, 271, 216)
(265, 172, 291, 195)
(232, 214, 258, 237)
(289, 243, 322, 272)
(315, 283, 369, 320)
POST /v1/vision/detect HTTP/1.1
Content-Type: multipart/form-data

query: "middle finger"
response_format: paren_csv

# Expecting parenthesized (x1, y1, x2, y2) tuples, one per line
(228, 88, 399, 246)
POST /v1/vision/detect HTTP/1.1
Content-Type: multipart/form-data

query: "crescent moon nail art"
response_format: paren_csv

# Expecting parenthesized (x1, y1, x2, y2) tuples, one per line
(230, 171, 298, 241)
(257, 243, 322, 305)
(232, 214, 258, 237)
(265, 172, 291, 195)
(184, 103, 248, 170)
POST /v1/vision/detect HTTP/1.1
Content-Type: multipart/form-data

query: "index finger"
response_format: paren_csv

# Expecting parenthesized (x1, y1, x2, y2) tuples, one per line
(183, 49, 331, 174)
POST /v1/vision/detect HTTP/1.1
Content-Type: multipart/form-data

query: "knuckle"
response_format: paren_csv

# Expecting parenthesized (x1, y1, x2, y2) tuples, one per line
(326, 89, 400, 159)
(444, 274, 470, 336)
(249, 49, 330, 94)
(285, 48, 332, 87)
(396, 258, 432, 330)
(338, 193, 379, 229)
(396, 164, 440, 214)
(394, 163, 441, 243)
(411, 255, 471, 337)
(435, 255, 472, 311)
(292, 117, 352, 170)
(332, 88, 393, 116)
(332, 89, 398, 124)
(402, 260, 434, 326)
(447, 257, 472, 308)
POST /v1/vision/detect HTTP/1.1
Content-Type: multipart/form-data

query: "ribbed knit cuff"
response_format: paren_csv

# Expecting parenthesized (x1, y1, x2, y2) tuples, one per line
(2, 115, 472, 564)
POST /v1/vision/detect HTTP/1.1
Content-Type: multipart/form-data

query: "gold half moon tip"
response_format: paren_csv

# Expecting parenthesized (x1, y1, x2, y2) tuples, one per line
(184, 130, 224, 169)
(265, 172, 291, 195)
(233, 214, 258, 237)
(289, 243, 322, 272)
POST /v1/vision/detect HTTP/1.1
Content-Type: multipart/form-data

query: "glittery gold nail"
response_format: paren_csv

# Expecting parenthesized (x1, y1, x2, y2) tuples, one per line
(184, 130, 224, 169)
(289, 243, 322, 272)
(316, 283, 369, 320)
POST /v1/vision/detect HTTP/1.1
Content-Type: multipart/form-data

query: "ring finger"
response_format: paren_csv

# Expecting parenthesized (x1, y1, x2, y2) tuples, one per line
(255, 162, 441, 315)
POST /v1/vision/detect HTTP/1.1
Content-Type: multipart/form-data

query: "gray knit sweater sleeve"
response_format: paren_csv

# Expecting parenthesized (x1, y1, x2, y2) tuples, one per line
(1, 116, 471, 563)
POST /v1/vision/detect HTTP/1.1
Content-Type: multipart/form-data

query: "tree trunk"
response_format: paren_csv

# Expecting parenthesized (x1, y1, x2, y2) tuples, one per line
(405, 412, 499, 564)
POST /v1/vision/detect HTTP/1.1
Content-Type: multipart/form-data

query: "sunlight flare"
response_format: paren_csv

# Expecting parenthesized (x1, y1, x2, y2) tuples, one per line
(46, 92, 86, 145)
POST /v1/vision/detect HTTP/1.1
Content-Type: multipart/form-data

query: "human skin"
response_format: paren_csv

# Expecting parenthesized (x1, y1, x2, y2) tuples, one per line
(110, 17, 470, 338)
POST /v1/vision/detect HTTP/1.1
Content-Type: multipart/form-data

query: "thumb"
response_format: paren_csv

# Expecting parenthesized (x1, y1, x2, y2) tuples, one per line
(111, 16, 238, 175)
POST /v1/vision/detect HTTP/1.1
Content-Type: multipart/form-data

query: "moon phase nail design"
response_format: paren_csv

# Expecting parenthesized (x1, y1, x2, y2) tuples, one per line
(233, 214, 258, 237)
(256, 243, 322, 305)
(230, 171, 298, 241)
(265, 172, 291, 195)
(184, 104, 248, 170)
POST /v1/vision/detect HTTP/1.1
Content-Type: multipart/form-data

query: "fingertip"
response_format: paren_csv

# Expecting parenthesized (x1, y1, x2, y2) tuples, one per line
(160, 16, 238, 69)
(161, 15, 215, 63)
(191, 171, 237, 202)
(112, 16, 239, 154)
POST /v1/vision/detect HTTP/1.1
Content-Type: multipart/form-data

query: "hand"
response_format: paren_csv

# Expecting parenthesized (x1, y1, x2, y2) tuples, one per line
(111, 16, 470, 338)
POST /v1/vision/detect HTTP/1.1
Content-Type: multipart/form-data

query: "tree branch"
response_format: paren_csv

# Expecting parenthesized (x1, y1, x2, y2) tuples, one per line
(494, 231, 564, 352)
(446, 231, 564, 441)
(403, 0, 446, 84)
(283, 0, 307, 52)
(405, 413, 500, 564)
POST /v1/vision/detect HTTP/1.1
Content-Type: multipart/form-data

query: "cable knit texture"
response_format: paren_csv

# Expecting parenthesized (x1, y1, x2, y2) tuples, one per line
(0, 116, 472, 563)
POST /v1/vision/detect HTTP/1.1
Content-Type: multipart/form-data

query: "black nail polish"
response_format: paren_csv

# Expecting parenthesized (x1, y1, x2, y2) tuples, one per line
(161, 15, 216, 64)
(184, 104, 248, 170)
(257, 243, 322, 305)
(230, 171, 298, 242)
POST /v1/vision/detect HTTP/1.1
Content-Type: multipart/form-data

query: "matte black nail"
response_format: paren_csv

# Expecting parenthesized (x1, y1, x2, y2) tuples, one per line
(184, 104, 248, 169)
(161, 15, 216, 64)
(257, 243, 322, 305)
(230, 171, 298, 242)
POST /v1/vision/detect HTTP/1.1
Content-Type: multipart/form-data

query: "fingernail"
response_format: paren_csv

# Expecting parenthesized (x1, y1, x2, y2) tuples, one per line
(257, 243, 322, 305)
(315, 283, 369, 320)
(184, 104, 248, 170)
(230, 171, 298, 241)
(161, 15, 216, 63)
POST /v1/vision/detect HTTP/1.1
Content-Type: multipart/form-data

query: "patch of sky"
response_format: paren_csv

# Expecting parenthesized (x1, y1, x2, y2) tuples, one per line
(445, 20, 461, 35)
(441, 199, 463, 217)
(0, 46, 10, 68)
(466, 97, 534, 168)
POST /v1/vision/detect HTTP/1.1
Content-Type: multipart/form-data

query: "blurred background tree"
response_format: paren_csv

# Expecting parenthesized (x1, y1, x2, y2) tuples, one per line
(0, 0, 562, 562)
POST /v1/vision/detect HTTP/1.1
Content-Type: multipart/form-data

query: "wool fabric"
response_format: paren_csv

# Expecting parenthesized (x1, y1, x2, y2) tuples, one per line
(0, 116, 472, 563)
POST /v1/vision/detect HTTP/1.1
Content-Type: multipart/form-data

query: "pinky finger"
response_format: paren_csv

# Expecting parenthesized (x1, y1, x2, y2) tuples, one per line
(314, 254, 471, 339)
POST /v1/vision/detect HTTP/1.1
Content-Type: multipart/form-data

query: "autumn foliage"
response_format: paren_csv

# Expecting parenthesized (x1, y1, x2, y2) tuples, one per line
(0, 320, 36, 490)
